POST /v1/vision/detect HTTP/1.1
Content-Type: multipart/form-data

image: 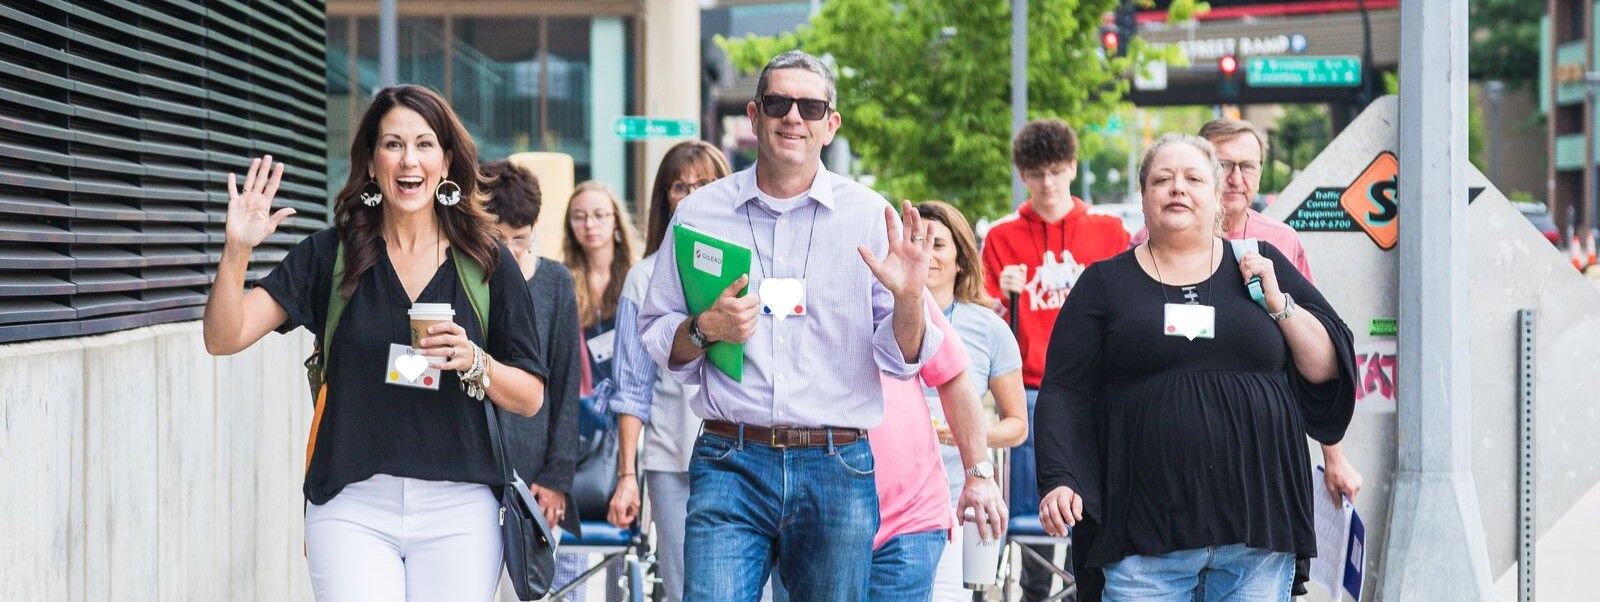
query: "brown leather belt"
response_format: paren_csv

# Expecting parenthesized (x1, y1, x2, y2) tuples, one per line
(703, 420, 866, 448)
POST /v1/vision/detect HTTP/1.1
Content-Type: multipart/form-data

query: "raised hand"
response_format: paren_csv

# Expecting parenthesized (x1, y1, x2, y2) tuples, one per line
(225, 155, 293, 249)
(857, 201, 932, 299)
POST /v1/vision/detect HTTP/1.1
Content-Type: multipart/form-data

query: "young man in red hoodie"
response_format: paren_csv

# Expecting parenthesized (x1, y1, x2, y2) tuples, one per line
(981, 118, 1128, 601)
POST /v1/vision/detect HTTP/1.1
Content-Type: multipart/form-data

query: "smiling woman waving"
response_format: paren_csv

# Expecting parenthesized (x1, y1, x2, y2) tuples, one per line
(202, 84, 547, 600)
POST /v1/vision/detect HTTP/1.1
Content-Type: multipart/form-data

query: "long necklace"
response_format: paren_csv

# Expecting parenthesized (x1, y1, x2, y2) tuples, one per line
(1147, 237, 1215, 306)
(744, 201, 819, 279)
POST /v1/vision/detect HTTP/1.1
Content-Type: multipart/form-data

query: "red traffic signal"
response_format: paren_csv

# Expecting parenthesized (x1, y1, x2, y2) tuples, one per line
(1101, 30, 1120, 54)
(1218, 55, 1239, 77)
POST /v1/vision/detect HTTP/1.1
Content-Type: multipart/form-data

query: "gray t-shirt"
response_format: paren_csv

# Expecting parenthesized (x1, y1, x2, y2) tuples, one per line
(923, 300, 1024, 504)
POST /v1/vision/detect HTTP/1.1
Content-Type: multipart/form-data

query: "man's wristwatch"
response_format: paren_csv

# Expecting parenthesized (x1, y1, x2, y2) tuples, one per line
(965, 460, 995, 480)
(686, 315, 713, 350)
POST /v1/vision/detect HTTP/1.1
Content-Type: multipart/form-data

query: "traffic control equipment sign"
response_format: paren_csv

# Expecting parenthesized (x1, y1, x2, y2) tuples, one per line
(1340, 152, 1399, 250)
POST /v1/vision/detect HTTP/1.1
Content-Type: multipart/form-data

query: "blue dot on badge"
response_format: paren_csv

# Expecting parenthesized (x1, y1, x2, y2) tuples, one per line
(763, 306, 772, 314)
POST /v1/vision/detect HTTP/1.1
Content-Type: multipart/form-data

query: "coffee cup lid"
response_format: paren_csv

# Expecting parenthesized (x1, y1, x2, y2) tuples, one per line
(408, 303, 455, 317)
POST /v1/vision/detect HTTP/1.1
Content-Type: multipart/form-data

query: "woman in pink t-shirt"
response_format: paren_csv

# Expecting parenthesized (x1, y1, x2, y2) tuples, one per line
(865, 295, 1006, 600)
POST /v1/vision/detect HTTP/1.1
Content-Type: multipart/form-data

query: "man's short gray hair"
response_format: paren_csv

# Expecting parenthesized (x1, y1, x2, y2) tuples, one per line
(756, 50, 837, 106)
(1138, 133, 1223, 192)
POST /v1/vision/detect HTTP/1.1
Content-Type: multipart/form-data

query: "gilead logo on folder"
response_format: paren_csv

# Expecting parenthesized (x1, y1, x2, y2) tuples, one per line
(692, 241, 723, 276)
(674, 223, 752, 381)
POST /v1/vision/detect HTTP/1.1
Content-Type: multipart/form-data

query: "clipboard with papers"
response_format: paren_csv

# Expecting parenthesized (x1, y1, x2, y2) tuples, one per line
(673, 223, 752, 381)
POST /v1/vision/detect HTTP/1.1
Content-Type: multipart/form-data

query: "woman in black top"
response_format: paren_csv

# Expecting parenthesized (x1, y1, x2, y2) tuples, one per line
(1034, 134, 1355, 601)
(202, 85, 547, 600)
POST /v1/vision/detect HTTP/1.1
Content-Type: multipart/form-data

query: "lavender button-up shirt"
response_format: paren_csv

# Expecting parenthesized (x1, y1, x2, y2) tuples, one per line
(638, 164, 942, 430)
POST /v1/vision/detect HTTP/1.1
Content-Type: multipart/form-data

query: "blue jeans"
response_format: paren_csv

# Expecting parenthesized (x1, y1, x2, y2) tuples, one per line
(868, 529, 947, 602)
(1103, 544, 1294, 602)
(683, 432, 879, 602)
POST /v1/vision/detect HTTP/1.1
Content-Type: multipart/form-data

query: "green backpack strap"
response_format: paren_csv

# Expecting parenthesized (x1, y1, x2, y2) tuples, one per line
(452, 249, 492, 339)
(1229, 238, 1269, 311)
(323, 241, 350, 357)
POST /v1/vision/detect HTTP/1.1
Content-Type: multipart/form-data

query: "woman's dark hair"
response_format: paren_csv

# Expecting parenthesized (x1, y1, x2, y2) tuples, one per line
(330, 84, 498, 297)
(563, 181, 639, 328)
(481, 159, 542, 228)
(645, 140, 731, 256)
(916, 200, 995, 308)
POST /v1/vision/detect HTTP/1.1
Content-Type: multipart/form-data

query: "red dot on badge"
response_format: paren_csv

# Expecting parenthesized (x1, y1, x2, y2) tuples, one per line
(423, 376, 434, 386)
(1166, 325, 1176, 333)
(794, 305, 804, 314)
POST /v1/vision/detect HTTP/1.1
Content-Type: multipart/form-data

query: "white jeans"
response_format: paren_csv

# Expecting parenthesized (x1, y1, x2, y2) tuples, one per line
(931, 525, 968, 601)
(306, 473, 502, 602)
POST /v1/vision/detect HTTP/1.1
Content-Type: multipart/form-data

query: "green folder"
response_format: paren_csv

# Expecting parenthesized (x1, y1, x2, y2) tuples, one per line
(673, 223, 752, 381)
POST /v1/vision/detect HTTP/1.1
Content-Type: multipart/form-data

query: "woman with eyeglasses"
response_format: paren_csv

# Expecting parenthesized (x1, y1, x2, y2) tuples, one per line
(556, 180, 640, 601)
(604, 140, 731, 602)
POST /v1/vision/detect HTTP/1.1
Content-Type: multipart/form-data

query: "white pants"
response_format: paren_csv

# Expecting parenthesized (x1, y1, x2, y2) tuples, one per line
(931, 525, 968, 601)
(306, 473, 502, 602)
(645, 470, 691, 602)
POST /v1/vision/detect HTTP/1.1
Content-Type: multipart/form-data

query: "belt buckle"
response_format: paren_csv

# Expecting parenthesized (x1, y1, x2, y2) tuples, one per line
(769, 427, 790, 449)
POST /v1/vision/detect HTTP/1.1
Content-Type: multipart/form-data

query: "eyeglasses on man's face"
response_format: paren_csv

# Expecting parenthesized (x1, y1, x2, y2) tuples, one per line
(670, 179, 714, 198)
(1219, 160, 1262, 177)
(759, 94, 833, 121)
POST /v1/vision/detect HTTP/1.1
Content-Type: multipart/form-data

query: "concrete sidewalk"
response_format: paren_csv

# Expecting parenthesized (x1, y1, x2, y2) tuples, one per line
(1493, 480, 1600, 600)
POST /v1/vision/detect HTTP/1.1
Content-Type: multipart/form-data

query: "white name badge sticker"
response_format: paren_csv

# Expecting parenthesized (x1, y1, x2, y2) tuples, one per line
(1163, 303, 1216, 340)
(385, 343, 442, 390)
(757, 277, 807, 320)
(587, 329, 616, 364)
(692, 241, 723, 276)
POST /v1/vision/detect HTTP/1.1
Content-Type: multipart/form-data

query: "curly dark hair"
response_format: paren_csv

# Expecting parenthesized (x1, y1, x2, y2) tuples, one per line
(480, 159, 542, 228)
(1011, 118, 1078, 172)
(330, 85, 498, 298)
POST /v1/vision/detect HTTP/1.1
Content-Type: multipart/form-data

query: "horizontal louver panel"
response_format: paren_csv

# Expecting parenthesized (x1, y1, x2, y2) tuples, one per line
(0, 0, 328, 343)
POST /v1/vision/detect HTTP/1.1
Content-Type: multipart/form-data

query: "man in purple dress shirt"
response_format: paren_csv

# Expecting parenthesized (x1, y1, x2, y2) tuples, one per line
(638, 50, 1000, 600)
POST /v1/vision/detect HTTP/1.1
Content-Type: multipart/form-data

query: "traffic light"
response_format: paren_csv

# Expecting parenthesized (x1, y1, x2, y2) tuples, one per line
(1218, 55, 1240, 79)
(1100, 27, 1120, 56)
(1218, 54, 1241, 98)
(1114, 1, 1137, 46)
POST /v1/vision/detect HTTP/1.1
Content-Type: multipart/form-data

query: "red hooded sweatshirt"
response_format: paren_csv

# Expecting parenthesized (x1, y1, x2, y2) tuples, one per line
(981, 198, 1129, 388)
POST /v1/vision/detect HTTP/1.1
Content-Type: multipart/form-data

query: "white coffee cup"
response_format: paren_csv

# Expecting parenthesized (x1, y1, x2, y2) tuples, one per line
(962, 508, 1003, 589)
(407, 303, 455, 348)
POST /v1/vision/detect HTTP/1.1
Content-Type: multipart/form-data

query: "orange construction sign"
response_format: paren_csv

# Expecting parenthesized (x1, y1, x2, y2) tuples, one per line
(1339, 152, 1400, 250)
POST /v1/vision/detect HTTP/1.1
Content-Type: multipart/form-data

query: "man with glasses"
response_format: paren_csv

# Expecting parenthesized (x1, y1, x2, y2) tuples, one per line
(640, 50, 1004, 601)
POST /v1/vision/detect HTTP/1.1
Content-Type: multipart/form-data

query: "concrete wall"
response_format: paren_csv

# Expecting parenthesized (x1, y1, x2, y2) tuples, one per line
(0, 322, 314, 601)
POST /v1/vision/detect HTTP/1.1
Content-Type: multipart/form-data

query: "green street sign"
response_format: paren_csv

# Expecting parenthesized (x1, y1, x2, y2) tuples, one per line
(1245, 56, 1362, 88)
(614, 116, 698, 140)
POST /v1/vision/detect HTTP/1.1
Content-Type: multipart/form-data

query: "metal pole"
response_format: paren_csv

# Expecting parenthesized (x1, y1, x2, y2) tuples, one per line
(1382, 0, 1495, 599)
(1011, 0, 1027, 209)
(1516, 309, 1537, 602)
(1487, 80, 1505, 186)
(379, 0, 398, 88)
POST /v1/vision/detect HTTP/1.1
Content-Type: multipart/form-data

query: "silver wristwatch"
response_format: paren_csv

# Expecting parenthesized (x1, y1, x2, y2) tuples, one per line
(1270, 292, 1297, 322)
(965, 461, 995, 480)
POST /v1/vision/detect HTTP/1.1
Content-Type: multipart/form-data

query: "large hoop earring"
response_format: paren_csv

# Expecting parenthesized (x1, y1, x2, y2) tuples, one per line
(435, 179, 462, 206)
(359, 179, 383, 207)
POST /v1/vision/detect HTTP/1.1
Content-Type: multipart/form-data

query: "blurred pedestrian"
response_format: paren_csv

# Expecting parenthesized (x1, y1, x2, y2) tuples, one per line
(917, 200, 1029, 599)
(1034, 134, 1357, 601)
(981, 118, 1129, 600)
(202, 84, 548, 600)
(557, 180, 639, 601)
(482, 159, 584, 602)
(606, 140, 732, 602)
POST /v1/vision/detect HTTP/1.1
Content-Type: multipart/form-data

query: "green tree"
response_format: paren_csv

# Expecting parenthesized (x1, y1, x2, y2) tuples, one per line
(718, 0, 1186, 219)
(1469, 0, 1540, 89)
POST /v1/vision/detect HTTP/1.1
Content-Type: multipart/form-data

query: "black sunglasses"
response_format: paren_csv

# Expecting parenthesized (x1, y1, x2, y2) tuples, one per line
(759, 94, 833, 121)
